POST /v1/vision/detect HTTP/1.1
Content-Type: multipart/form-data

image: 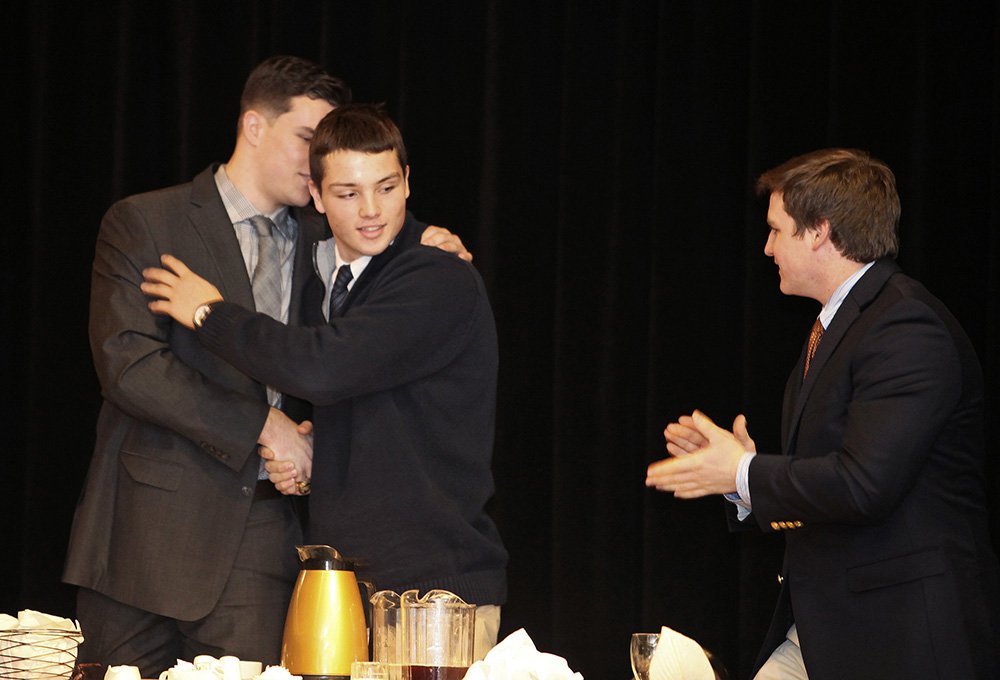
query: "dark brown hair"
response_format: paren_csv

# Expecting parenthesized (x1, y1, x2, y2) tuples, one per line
(239, 55, 351, 128)
(756, 148, 900, 262)
(309, 104, 408, 187)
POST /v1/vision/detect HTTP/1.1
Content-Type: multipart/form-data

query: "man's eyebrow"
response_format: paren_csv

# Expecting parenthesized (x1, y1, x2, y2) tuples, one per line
(329, 173, 401, 187)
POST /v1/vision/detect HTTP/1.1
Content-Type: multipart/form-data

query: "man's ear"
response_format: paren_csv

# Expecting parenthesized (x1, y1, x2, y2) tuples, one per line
(308, 178, 326, 214)
(241, 109, 267, 146)
(403, 165, 411, 199)
(811, 219, 832, 251)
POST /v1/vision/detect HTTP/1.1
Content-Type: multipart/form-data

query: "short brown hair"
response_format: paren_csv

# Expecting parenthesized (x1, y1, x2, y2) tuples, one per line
(239, 55, 351, 127)
(309, 104, 408, 188)
(756, 148, 900, 262)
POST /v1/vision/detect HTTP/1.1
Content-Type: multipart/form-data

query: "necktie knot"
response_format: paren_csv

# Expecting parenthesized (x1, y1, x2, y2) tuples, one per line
(804, 318, 824, 378)
(329, 264, 354, 319)
(249, 214, 275, 239)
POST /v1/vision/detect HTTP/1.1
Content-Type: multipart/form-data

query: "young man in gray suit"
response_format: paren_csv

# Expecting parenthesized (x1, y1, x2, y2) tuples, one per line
(646, 148, 1000, 679)
(64, 56, 468, 676)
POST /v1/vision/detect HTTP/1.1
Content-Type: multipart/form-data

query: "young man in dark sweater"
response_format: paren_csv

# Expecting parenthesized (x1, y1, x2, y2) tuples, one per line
(141, 104, 507, 658)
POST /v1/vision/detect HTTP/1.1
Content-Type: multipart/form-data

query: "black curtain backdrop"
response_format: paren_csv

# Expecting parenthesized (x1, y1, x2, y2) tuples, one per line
(3, 2, 999, 679)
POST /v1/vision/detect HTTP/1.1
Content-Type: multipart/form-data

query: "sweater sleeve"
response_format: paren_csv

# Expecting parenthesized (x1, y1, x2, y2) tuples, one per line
(197, 248, 486, 406)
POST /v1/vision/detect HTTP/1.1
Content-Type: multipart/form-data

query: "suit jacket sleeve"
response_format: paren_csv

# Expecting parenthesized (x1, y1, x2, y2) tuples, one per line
(747, 295, 963, 528)
(90, 199, 268, 469)
(196, 248, 483, 406)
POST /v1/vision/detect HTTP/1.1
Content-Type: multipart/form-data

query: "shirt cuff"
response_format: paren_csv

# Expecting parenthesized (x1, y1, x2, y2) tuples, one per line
(723, 451, 756, 521)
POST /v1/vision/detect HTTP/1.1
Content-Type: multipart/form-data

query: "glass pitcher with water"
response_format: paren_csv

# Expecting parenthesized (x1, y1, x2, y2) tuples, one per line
(370, 589, 475, 680)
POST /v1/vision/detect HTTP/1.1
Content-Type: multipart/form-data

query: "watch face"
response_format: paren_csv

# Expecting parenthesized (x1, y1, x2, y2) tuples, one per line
(194, 304, 211, 328)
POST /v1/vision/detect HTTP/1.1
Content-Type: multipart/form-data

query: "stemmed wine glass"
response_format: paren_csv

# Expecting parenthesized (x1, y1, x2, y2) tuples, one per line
(630, 632, 660, 680)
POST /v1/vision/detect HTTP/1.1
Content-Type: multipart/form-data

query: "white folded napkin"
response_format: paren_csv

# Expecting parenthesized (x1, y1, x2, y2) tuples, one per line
(105, 665, 141, 680)
(464, 628, 584, 680)
(648, 627, 713, 680)
(255, 665, 302, 680)
(15, 609, 80, 631)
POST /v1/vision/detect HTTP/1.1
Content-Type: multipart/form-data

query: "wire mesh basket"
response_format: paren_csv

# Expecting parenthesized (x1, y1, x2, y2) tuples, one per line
(0, 628, 84, 680)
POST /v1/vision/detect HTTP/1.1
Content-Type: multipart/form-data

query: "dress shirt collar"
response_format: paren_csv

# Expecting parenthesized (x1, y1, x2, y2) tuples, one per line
(817, 261, 875, 330)
(314, 238, 371, 291)
(214, 164, 296, 239)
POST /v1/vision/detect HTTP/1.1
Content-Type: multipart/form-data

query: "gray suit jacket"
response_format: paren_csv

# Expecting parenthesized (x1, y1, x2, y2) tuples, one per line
(63, 166, 325, 619)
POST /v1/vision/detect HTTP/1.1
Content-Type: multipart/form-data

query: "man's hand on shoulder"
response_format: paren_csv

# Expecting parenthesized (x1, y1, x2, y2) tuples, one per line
(421, 225, 473, 262)
(141, 254, 223, 328)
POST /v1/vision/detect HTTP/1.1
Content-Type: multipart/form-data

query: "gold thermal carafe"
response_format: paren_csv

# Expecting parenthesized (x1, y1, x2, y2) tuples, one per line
(281, 545, 370, 680)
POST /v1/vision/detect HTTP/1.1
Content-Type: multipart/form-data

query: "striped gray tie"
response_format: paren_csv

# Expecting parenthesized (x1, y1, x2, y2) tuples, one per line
(249, 215, 283, 480)
(249, 215, 283, 320)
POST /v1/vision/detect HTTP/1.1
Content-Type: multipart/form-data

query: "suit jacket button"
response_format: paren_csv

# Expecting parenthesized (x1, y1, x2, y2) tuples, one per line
(241, 486, 253, 497)
(777, 574, 784, 584)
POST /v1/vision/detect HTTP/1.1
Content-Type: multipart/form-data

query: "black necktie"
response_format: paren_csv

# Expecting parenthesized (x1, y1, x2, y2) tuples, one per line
(329, 265, 354, 319)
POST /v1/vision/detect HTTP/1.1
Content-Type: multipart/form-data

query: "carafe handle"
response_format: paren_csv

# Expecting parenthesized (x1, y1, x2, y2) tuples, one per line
(359, 580, 376, 654)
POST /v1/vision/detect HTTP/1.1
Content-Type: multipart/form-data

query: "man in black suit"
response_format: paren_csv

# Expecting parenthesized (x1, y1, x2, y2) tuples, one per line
(141, 103, 507, 659)
(65, 57, 468, 676)
(646, 148, 1000, 679)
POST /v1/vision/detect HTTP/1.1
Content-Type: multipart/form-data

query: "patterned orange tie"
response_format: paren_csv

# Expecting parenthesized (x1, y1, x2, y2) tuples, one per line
(804, 318, 824, 378)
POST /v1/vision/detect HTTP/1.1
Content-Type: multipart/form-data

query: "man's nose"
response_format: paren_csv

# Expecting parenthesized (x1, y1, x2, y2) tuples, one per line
(360, 194, 380, 217)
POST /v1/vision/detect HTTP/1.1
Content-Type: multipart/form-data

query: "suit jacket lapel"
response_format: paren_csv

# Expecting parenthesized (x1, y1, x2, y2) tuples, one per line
(781, 259, 901, 454)
(781, 355, 804, 451)
(187, 166, 256, 310)
(783, 302, 859, 454)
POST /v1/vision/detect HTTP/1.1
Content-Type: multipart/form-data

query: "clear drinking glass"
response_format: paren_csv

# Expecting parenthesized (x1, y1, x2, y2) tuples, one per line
(351, 661, 388, 680)
(630, 632, 660, 680)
